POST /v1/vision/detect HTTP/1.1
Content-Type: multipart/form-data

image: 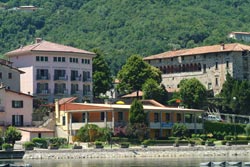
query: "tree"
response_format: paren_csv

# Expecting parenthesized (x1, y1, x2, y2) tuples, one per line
(142, 78, 168, 104)
(179, 78, 207, 109)
(117, 54, 162, 97)
(129, 99, 146, 124)
(4, 126, 22, 145)
(92, 49, 112, 98)
(172, 124, 188, 138)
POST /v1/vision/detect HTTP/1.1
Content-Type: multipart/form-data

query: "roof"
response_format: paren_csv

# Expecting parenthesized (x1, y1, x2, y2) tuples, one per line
(60, 103, 112, 112)
(59, 97, 77, 105)
(0, 59, 24, 74)
(229, 32, 250, 35)
(17, 127, 54, 133)
(85, 103, 204, 113)
(122, 91, 143, 98)
(5, 39, 96, 57)
(143, 43, 250, 60)
(2, 88, 33, 97)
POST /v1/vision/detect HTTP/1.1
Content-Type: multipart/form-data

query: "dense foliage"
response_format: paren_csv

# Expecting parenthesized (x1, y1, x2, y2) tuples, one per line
(117, 54, 161, 95)
(142, 78, 168, 104)
(129, 99, 146, 124)
(179, 78, 207, 109)
(1, 0, 250, 75)
(92, 49, 112, 97)
(4, 126, 21, 145)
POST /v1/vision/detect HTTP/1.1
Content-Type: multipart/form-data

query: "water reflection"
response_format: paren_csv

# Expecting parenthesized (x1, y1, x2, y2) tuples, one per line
(1, 156, 250, 167)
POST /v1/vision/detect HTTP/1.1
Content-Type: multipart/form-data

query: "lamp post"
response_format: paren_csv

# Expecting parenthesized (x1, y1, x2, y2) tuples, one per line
(232, 97, 237, 144)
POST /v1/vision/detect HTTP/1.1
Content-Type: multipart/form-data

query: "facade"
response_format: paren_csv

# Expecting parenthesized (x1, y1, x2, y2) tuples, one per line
(18, 127, 54, 142)
(143, 43, 250, 95)
(5, 38, 96, 103)
(55, 98, 204, 140)
(228, 32, 250, 42)
(0, 87, 33, 127)
(0, 59, 24, 92)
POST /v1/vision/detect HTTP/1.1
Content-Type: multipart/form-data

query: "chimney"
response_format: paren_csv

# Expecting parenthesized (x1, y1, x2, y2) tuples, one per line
(221, 43, 225, 50)
(35, 38, 42, 43)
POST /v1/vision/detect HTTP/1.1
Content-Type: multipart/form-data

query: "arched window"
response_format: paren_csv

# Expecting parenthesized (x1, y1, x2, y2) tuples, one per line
(194, 63, 198, 71)
(163, 66, 167, 74)
(198, 63, 202, 71)
(182, 64, 186, 72)
(190, 63, 194, 72)
(186, 64, 190, 72)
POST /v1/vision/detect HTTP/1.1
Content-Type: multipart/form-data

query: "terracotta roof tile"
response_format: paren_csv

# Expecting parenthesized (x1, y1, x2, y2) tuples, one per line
(5, 40, 95, 56)
(60, 103, 112, 111)
(143, 43, 250, 60)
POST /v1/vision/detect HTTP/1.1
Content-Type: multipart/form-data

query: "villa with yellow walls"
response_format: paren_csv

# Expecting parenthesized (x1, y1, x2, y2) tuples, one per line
(55, 98, 204, 141)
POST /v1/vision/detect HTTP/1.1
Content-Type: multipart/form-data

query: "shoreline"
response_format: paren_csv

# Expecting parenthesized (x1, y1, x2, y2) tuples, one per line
(23, 145, 250, 160)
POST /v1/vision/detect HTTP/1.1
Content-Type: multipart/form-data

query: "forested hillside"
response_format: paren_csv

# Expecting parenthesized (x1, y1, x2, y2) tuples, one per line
(1, 0, 250, 74)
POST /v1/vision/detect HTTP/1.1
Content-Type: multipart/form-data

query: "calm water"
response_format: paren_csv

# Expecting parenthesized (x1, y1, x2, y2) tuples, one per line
(1, 156, 250, 167)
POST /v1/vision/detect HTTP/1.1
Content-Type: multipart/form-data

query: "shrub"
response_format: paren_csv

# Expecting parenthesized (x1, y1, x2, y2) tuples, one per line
(120, 142, 129, 148)
(2, 143, 13, 150)
(32, 138, 48, 148)
(23, 141, 35, 149)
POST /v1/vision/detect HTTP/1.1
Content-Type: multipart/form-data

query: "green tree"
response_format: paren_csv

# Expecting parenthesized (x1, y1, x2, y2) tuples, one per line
(92, 49, 112, 98)
(142, 78, 168, 104)
(76, 124, 111, 142)
(4, 126, 22, 145)
(179, 78, 207, 109)
(129, 99, 146, 124)
(172, 124, 188, 138)
(117, 54, 161, 97)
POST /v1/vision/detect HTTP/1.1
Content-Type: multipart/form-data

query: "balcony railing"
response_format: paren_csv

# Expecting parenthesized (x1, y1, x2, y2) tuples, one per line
(149, 122, 203, 129)
(36, 75, 50, 80)
(36, 89, 50, 95)
(71, 122, 111, 130)
(83, 91, 92, 96)
(83, 77, 92, 82)
(71, 90, 82, 95)
(54, 89, 68, 95)
(71, 76, 82, 81)
(54, 75, 68, 81)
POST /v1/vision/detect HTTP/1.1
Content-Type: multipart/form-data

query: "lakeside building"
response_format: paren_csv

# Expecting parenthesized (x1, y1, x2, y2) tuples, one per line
(5, 38, 96, 103)
(143, 43, 250, 95)
(228, 32, 250, 42)
(0, 59, 33, 127)
(54, 97, 204, 140)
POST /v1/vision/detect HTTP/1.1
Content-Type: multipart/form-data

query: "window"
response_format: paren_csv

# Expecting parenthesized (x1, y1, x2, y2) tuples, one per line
(226, 61, 229, 68)
(215, 62, 218, 70)
(177, 113, 182, 122)
(181, 57, 184, 61)
(118, 112, 123, 121)
(154, 113, 159, 122)
(166, 113, 170, 122)
(194, 56, 196, 59)
(82, 113, 86, 122)
(203, 64, 206, 73)
(12, 115, 23, 126)
(36, 56, 48, 62)
(0, 72, 2, 79)
(8, 73, 12, 79)
(54, 57, 66, 62)
(70, 57, 78, 63)
(101, 112, 105, 121)
(12, 100, 23, 108)
(159, 59, 162, 63)
(215, 78, 218, 86)
(171, 58, 173, 61)
(62, 116, 66, 125)
(82, 59, 90, 64)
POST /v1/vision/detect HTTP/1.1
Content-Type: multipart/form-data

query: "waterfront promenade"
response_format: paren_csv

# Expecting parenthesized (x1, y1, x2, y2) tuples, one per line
(22, 145, 250, 160)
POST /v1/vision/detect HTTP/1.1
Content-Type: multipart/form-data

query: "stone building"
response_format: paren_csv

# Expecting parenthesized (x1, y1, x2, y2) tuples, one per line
(143, 43, 250, 95)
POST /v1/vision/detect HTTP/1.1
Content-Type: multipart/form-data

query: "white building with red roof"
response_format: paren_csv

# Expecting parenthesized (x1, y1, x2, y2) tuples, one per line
(143, 43, 250, 95)
(5, 38, 96, 103)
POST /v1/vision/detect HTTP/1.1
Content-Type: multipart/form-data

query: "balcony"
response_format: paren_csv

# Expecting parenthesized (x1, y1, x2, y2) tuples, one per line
(71, 76, 82, 81)
(149, 122, 203, 129)
(36, 75, 50, 80)
(36, 89, 50, 95)
(71, 122, 111, 130)
(54, 75, 68, 81)
(54, 89, 68, 95)
(83, 91, 92, 96)
(83, 77, 92, 82)
(0, 106, 5, 112)
(71, 90, 82, 95)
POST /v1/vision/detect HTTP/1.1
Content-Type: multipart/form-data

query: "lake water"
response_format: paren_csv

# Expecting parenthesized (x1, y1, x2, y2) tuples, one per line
(1, 156, 250, 167)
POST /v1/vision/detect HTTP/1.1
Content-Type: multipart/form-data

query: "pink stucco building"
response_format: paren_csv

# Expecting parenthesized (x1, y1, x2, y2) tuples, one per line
(0, 87, 33, 127)
(5, 38, 96, 103)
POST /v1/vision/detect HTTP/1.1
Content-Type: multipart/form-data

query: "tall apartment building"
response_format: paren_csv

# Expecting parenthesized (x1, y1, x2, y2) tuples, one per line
(5, 38, 96, 103)
(143, 43, 250, 95)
